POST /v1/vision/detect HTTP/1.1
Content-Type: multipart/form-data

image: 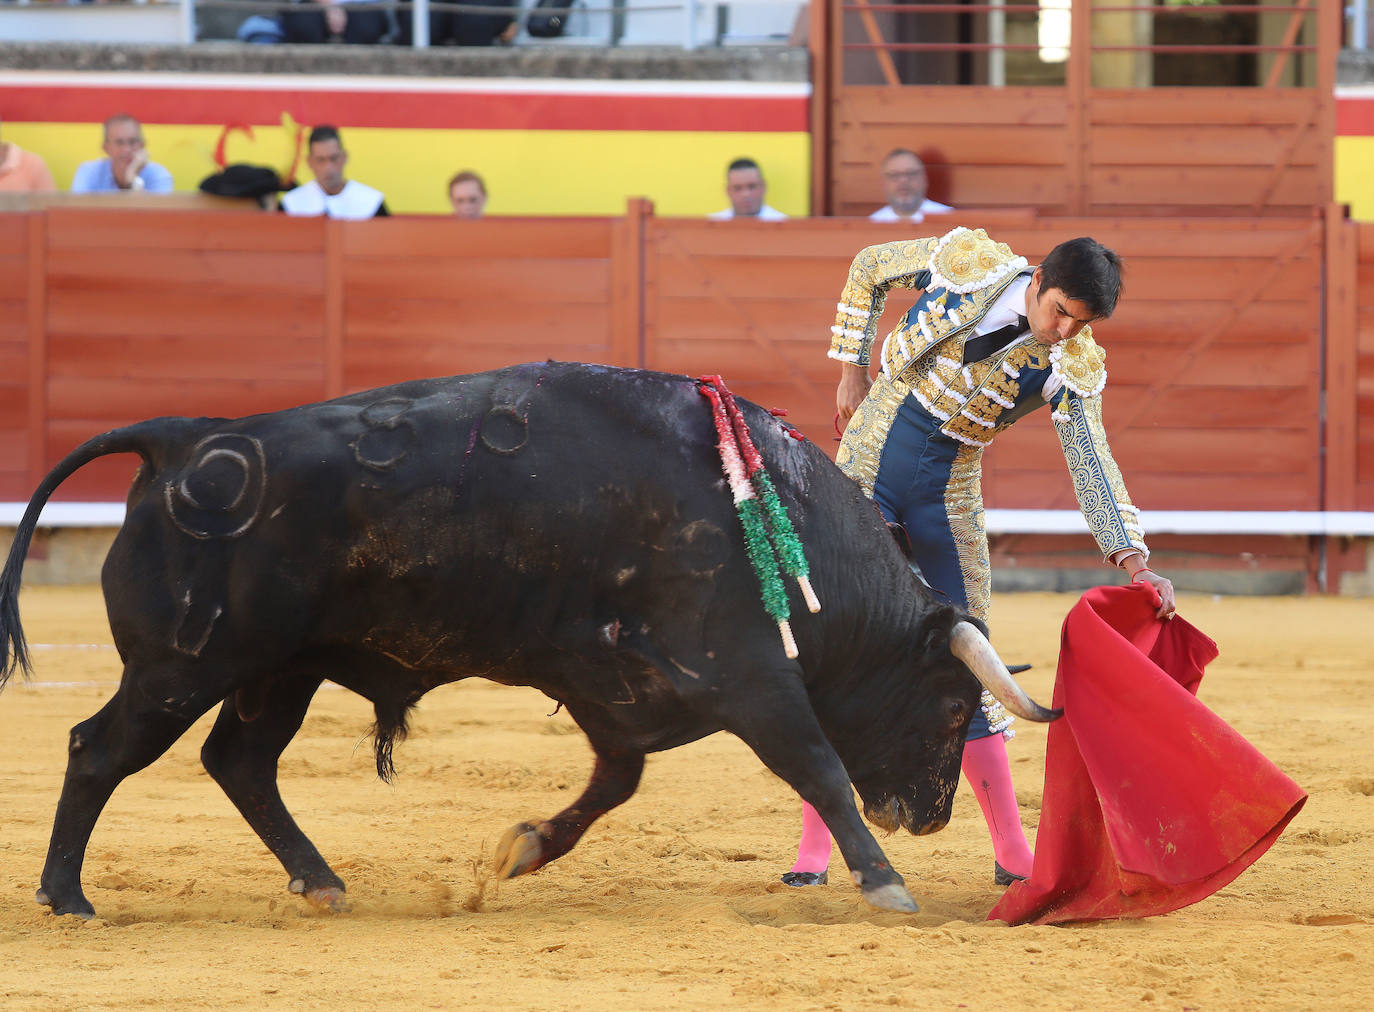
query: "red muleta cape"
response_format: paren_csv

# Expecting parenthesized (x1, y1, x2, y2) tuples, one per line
(989, 583, 1306, 926)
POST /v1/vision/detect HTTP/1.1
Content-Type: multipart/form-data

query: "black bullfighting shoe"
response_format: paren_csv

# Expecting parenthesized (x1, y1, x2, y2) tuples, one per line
(780, 871, 828, 887)
(994, 862, 1027, 887)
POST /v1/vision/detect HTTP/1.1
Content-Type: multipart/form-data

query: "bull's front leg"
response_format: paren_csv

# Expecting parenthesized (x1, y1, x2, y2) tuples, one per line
(709, 672, 919, 914)
(494, 744, 644, 880)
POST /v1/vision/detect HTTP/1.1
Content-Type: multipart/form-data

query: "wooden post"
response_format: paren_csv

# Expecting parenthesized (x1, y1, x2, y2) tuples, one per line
(1067, 0, 1092, 215)
(1323, 203, 1358, 514)
(1315, 0, 1337, 208)
(808, 0, 832, 218)
(324, 218, 344, 400)
(26, 212, 47, 493)
(611, 197, 651, 368)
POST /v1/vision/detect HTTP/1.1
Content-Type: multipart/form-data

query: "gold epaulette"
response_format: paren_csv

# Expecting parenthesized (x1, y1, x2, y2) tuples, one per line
(1049, 328, 1107, 398)
(927, 227, 1028, 295)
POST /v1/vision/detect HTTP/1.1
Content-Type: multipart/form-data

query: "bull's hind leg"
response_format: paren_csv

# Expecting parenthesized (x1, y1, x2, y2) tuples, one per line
(199, 673, 347, 911)
(495, 735, 644, 880)
(38, 670, 226, 918)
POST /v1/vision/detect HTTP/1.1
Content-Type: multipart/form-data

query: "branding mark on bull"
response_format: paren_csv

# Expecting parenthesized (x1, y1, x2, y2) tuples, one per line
(352, 398, 416, 473)
(164, 434, 266, 540)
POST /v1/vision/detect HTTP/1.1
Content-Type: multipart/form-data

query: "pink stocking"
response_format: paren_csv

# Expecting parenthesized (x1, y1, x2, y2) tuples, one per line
(790, 800, 833, 874)
(962, 733, 1034, 879)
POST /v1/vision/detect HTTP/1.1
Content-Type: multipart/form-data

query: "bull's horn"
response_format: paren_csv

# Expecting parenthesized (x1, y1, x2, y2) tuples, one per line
(949, 622, 1061, 723)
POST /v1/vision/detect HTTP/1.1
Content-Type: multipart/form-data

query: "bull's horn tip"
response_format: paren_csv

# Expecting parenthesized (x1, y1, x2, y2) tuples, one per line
(797, 575, 821, 613)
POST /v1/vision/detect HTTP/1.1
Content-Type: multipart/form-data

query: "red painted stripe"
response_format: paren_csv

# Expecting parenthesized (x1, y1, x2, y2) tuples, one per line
(1337, 98, 1374, 136)
(0, 85, 807, 132)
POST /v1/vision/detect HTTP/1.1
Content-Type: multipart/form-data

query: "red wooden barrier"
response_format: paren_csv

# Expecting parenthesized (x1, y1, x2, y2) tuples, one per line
(0, 205, 1356, 542)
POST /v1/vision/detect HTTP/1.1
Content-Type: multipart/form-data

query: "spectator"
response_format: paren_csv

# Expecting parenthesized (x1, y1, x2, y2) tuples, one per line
(71, 115, 174, 194)
(281, 126, 389, 219)
(408, 0, 519, 46)
(0, 115, 56, 193)
(280, 0, 392, 44)
(708, 157, 787, 221)
(448, 170, 488, 219)
(870, 148, 952, 222)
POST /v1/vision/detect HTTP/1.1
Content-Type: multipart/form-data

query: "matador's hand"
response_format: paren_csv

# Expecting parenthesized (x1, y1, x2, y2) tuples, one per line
(1134, 570, 1176, 620)
(836, 365, 872, 428)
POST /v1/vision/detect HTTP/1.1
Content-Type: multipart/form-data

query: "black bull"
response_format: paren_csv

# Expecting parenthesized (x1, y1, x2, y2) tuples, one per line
(0, 362, 1056, 918)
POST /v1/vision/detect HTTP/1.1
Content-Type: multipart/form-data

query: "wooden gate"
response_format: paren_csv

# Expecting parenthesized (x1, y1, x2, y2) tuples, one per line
(811, 1, 1337, 218)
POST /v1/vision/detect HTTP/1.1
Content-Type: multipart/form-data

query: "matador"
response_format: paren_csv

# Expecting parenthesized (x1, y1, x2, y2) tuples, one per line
(784, 227, 1177, 889)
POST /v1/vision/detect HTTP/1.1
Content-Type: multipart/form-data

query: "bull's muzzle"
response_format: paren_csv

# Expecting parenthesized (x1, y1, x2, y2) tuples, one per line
(863, 796, 950, 836)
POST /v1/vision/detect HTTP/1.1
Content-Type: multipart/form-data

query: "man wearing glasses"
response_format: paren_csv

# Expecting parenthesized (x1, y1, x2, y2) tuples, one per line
(870, 148, 951, 223)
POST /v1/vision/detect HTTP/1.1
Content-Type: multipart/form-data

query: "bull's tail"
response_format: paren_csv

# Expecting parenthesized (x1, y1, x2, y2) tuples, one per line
(0, 417, 217, 688)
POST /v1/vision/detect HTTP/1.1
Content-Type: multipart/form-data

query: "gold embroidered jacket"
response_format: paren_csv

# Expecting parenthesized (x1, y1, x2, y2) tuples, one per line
(827, 228, 1148, 563)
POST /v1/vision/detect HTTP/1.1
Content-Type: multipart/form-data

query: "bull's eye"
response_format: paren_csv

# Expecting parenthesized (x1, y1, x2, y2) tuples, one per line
(946, 697, 969, 730)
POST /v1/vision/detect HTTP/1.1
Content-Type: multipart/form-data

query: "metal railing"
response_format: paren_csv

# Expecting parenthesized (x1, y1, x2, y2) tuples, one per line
(1350, 3, 1370, 50)
(0, 0, 806, 50)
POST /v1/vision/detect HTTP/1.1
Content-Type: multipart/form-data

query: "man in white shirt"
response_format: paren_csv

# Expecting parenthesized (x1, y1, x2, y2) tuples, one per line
(281, 125, 388, 220)
(708, 157, 787, 221)
(869, 148, 952, 223)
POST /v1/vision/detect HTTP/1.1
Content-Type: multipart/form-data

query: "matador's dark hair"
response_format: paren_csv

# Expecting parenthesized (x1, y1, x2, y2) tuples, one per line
(1038, 237, 1123, 320)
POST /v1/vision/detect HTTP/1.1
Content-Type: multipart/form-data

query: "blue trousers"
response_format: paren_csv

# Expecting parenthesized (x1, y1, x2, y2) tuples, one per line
(869, 393, 996, 741)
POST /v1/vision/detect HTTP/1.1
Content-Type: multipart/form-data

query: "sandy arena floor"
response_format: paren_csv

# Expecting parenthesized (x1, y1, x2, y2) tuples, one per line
(0, 586, 1370, 1010)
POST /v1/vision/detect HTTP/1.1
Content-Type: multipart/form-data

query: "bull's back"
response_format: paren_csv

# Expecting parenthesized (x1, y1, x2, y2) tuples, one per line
(106, 364, 854, 673)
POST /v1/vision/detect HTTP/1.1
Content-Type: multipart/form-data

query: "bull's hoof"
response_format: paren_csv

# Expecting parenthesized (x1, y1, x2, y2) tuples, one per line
(36, 887, 95, 920)
(861, 883, 919, 913)
(304, 886, 350, 913)
(495, 822, 545, 879)
(288, 877, 349, 913)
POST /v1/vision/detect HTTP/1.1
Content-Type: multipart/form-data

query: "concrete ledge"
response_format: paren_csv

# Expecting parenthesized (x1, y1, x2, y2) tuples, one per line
(0, 40, 809, 81)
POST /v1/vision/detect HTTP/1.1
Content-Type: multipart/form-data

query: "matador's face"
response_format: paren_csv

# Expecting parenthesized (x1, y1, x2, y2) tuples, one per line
(1025, 266, 1097, 346)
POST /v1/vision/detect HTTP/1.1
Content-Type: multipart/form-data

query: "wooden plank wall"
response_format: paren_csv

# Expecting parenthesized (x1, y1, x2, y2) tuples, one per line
(831, 87, 1075, 217)
(39, 210, 329, 500)
(0, 216, 31, 499)
(0, 207, 1341, 530)
(643, 215, 1326, 515)
(336, 216, 635, 395)
(829, 87, 1332, 219)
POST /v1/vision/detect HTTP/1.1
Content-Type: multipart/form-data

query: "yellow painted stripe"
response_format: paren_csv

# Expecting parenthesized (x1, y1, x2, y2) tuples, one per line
(6, 122, 811, 217)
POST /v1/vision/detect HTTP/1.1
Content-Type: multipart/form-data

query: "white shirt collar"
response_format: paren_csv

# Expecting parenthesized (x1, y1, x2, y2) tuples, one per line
(972, 272, 1033, 337)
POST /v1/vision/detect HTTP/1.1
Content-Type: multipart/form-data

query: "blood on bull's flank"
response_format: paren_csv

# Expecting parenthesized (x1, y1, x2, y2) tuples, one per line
(0, 361, 1056, 920)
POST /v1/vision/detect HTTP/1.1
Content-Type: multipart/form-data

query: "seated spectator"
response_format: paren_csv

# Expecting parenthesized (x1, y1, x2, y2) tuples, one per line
(448, 170, 487, 219)
(708, 157, 787, 221)
(281, 125, 388, 219)
(870, 148, 952, 222)
(281, 0, 393, 44)
(0, 115, 56, 193)
(406, 0, 518, 46)
(71, 115, 174, 194)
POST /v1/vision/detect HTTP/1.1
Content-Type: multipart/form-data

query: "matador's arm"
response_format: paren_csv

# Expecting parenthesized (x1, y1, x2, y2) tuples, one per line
(827, 238, 938, 367)
(1051, 390, 1150, 564)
